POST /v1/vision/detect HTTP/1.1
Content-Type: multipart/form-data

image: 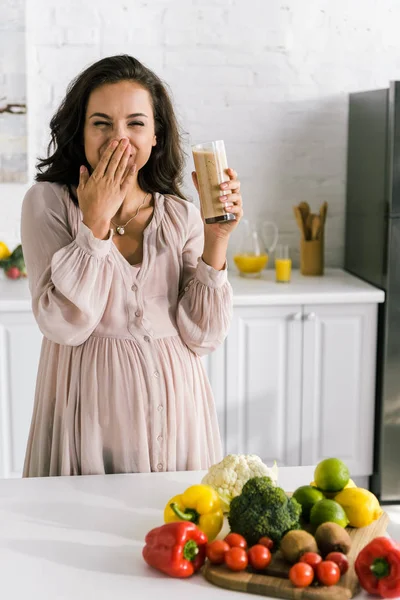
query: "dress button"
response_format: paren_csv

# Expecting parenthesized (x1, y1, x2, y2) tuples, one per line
(154, 370, 159, 378)
(157, 435, 163, 442)
(157, 463, 163, 471)
(157, 405, 163, 412)
(135, 310, 141, 317)
(144, 336, 150, 342)
(184, 286, 189, 292)
(131, 284, 138, 292)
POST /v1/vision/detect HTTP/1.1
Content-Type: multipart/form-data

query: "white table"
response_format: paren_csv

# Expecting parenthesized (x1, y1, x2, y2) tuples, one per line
(0, 467, 392, 599)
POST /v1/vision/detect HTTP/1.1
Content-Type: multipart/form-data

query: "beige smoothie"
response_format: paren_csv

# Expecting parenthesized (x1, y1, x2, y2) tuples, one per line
(192, 141, 236, 224)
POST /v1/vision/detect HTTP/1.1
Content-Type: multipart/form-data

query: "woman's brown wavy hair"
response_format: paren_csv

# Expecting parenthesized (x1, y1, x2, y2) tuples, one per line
(36, 54, 188, 205)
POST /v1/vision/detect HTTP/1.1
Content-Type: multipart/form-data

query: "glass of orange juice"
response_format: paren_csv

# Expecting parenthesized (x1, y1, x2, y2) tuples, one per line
(275, 245, 291, 283)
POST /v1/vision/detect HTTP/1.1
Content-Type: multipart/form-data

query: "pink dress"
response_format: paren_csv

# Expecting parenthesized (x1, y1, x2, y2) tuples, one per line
(21, 182, 233, 477)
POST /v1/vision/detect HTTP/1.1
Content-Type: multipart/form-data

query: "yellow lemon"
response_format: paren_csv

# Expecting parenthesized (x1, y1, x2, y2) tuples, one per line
(334, 487, 383, 528)
(0, 242, 11, 261)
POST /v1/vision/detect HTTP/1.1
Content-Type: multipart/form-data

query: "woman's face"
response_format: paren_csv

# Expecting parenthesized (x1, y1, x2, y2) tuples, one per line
(83, 80, 157, 173)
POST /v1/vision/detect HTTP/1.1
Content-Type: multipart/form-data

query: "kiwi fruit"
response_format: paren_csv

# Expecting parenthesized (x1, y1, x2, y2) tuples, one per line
(315, 522, 352, 556)
(279, 530, 319, 564)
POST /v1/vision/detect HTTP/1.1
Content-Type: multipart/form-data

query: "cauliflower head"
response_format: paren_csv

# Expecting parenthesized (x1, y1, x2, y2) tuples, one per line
(201, 454, 278, 512)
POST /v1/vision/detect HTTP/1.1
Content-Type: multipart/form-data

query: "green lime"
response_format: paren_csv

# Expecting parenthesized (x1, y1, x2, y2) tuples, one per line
(310, 499, 350, 528)
(314, 458, 350, 493)
(293, 485, 325, 522)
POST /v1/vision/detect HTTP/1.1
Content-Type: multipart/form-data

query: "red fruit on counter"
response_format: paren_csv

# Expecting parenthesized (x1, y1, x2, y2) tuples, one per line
(5, 267, 21, 279)
(300, 551, 322, 571)
(355, 536, 400, 598)
(206, 540, 230, 565)
(225, 547, 248, 571)
(325, 552, 349, 575)
(258, 536, 274, 551)
(289, 562, 314, 587)
(224, 532, 248, 549)
(142, 522, 207, 578)
(316, 560, 341, 586)
(248, 544, 272, 570)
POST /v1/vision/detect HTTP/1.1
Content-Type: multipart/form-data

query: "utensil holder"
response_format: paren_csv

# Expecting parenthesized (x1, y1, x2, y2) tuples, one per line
(300, 237, 324, 276)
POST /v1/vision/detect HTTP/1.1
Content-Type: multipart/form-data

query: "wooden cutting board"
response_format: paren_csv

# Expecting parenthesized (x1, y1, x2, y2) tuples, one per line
(203, 512, 389, 599)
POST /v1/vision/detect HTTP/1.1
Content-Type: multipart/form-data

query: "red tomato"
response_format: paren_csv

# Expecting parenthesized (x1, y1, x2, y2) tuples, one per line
(247, 544, 272, 570)
(316, 561, 341, 586)
(224, 533, 248, 550)
(300, 552, 322, 571)
(258, 536, 274, 551)
(325, 552, 349, 575)
(206, 540, 230, 565)
(6, 267, 21, 279)
(225, 547, 248, 572)
(289, 562, 314, 588)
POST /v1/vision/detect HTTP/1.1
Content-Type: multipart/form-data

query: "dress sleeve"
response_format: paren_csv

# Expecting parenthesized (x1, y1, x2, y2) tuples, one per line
(176, 203, 233, 357)
(20, 183, 115, 346)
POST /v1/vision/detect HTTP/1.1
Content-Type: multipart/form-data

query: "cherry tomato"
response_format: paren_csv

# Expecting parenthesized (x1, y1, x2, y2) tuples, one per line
(258, 536, 274, 551)
(206, 540, 230, 565)
(300, 552, 322, 571)
(224, 533, 248, 550)
(289, 562, 314, 588)
(6, 267, 21, 279)
(325, 552, 349, 576)
(225, 547, 248, 572)
(316, 560, 341, 586)
(247, 544, 272, 570)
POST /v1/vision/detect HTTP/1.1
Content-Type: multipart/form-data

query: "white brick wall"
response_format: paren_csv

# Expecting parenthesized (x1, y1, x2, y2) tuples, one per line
(2, 0, 400, 269)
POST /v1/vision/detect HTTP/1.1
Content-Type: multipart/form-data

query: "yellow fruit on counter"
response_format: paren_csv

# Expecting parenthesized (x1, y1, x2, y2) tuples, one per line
(0, 242, 11, 261)
(334, 487, 383, 528)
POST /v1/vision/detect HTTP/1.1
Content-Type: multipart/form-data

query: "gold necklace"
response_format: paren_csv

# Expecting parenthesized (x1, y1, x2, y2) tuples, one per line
(111, 192, 149, 235)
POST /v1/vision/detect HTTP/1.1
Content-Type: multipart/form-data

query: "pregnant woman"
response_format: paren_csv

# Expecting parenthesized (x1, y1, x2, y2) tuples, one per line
(21, 54, 243, 477)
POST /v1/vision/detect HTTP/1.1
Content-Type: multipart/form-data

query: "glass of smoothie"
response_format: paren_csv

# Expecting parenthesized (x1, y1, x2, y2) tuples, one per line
(192, 140, 236, 224)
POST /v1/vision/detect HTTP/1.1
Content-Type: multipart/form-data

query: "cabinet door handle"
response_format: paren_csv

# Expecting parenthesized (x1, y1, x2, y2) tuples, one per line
(304, 312, 316, 321)
(289, 312, 302, 321)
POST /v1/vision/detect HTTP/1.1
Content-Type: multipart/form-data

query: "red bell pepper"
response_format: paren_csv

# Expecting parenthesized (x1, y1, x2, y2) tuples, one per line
(142, 521, 208, 578)
(355, 536, 400, 598)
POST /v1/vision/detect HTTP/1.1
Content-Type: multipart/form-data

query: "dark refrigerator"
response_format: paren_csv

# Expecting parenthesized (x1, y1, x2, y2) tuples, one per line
(345, 81, 400, 503)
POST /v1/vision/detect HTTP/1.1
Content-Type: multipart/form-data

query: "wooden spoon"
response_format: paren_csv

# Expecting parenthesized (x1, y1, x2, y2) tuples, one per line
(298, 202, 311, 239)
(311, 215, 321, 240)
(319, 202, 328, 228)
(293, 206, 306, 240)
(306, 213, 314, 241)
(299, 201, 310, 217)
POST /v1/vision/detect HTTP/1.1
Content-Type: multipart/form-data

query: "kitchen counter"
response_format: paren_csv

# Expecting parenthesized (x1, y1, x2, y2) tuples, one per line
(0, 268, 385, 311)
(229, 268, 384, 306)
(0, 467, 391, 599)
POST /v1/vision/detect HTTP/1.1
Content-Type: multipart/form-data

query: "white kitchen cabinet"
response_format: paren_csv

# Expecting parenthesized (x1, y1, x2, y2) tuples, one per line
(301, 303, 377, 476)
(201, 343, 226, 453)
(0, 311, 43, 478)
(225, 304, 303, 466)
(224, 301, 379, 478)
(0, 269, 384, 479)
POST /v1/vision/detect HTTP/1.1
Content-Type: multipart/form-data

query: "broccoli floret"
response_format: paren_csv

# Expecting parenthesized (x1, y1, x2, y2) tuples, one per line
(227, 476, 302, 547)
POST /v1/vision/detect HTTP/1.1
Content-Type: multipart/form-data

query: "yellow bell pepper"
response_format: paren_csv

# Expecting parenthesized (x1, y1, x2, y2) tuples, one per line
(164, 484, 223, 541)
